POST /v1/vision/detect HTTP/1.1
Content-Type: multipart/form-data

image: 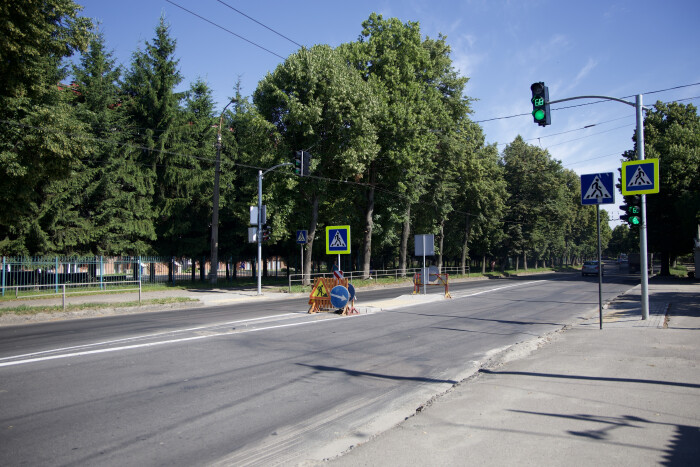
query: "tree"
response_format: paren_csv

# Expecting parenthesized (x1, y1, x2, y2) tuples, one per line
(254, 44, 379, 283)
(0, 0, 92, 254)
(342, 14, 471, 277)
(122, 15, 184, 256)
(623, 101, 700, 274)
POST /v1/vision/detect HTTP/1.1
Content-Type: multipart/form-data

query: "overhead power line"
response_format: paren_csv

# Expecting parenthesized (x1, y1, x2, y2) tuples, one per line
(165, 0, 287, 60)
(215, 0, 303, 48)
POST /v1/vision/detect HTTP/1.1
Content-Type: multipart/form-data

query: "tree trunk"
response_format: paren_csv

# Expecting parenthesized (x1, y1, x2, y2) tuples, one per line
(482, 254, 487, 274)
(460, 214, 471, 275)
(399, 204, 411, 277)
(523, 251, 528, 271)
(303, 194, 319, 286)
(362, 171, 376, 279)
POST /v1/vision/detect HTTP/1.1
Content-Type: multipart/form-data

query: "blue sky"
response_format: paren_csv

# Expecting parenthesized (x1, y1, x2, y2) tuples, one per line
(77, 0, 700, 227)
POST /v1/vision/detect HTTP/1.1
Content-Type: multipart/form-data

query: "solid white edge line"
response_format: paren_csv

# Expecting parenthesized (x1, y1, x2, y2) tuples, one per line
(0, 314, 370, 368)
(0, 312, 300, 362)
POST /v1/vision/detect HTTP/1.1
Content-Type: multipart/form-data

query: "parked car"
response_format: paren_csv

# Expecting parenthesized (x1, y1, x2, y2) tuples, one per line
(618, 254, 628, 264)
(582, 260, 604, 277)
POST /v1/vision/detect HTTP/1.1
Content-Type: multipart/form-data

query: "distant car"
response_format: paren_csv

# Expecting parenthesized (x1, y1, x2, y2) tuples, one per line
(582, 260, 604, 277)
(618, 254, 628, 264)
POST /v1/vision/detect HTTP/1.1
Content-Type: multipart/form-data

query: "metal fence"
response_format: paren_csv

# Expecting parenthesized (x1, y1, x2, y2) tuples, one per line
(1, 256, 290, 296)
(5, 280, 142, 309)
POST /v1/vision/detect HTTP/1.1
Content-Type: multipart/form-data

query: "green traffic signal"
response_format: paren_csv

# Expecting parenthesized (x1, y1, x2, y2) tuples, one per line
(530, 82, 551, 126)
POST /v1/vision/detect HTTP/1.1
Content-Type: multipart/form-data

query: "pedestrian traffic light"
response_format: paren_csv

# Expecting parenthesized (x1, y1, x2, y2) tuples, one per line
(530, 82, 551, 126)
(619, 196, 641, 226)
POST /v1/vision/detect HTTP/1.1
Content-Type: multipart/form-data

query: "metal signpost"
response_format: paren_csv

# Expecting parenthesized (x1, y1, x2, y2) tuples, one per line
(414, 234, 435, 295)
(581, 172, 615, 329)
(296, 230, 308, 285)
(255, 163, 292, 295)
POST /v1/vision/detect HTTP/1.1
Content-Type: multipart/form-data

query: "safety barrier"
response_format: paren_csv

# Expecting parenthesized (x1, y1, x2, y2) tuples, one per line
(413, 273, 452, 298)
(307, 277, 358, 315)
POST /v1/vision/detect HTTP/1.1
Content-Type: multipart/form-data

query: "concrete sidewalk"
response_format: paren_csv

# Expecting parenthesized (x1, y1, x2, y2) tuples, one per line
(325, 279, 700, 466)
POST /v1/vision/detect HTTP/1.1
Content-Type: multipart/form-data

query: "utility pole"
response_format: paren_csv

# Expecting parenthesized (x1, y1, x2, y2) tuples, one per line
(210, 99, 236, 285)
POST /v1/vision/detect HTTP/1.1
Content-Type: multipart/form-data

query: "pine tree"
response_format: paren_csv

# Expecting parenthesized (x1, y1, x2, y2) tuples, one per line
(122, 15, 184, 255)
(71, 31, 156, 255)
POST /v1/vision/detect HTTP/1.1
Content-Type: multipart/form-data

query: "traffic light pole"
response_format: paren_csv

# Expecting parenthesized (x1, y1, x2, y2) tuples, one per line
(257, 163, 293, 295)
(636, 95, 650, 320)
(548, 93, 651, 320)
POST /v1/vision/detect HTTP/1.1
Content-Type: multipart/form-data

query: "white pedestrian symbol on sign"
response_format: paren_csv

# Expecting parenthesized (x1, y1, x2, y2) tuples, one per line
(583, 175, 612, 200)
(297, 232, 306, 242)
(629, 166, 652, 186)
(330, 231, 346, 248)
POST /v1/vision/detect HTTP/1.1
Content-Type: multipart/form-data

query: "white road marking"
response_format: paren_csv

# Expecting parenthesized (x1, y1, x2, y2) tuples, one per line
(0, 313, 299, 362)
(1, 281, 544, 368)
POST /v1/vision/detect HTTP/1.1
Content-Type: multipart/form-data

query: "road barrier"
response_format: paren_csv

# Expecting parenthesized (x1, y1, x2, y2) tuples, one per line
(307, 277, 358, 315)
(413, 273, 452, 298)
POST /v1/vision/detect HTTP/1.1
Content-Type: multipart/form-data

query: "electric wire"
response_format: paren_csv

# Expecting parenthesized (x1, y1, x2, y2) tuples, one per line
(214, 0, 303, 48)
(165, 0, 287, 60)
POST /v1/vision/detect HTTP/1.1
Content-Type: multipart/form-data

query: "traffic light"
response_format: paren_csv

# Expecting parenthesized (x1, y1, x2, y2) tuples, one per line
(260, 225, 271, 241)
(294, 150, 312, 176)
(619, 196, 641, 226)
(530, 82, 551, 127)
(302, 151, 312, 176)
(294, 150, 303, 176)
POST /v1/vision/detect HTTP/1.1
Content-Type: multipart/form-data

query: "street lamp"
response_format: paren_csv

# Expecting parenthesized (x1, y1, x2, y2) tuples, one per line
(210, 98, 237, 284)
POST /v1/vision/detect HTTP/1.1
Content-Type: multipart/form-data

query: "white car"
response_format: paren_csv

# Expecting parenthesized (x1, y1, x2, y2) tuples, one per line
(582, 261, 604, 277)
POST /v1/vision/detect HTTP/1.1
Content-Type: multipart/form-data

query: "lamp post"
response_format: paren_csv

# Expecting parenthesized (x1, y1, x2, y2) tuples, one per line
(210, 99, 236, 285)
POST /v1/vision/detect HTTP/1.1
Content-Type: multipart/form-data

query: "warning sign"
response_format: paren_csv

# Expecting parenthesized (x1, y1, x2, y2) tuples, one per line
(311, 280, 329, 298)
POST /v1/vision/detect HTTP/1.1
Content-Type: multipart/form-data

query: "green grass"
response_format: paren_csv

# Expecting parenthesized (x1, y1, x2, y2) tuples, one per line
(669, 264, 688, 278)
(0, 296, 197, 317)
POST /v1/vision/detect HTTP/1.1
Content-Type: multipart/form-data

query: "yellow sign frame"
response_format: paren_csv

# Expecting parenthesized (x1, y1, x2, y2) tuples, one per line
(621, 159, 659, 195)
(325, 225, 351, 254)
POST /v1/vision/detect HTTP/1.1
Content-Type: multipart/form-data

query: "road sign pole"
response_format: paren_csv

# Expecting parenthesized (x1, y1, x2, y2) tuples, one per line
(637, 94, 649, 320)
(257, 170, 263, 295)
(423, 236, 427, 295)
(597, 202, 603, 329)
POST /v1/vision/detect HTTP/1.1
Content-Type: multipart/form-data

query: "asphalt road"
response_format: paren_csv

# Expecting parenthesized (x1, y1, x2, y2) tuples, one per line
(0, 268, 637, 466)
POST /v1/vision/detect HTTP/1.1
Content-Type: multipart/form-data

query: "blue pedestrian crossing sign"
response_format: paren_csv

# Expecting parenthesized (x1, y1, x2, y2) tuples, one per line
(326, 225, 350, 254)
(621, 160, 659, 195)
(296, 230, 308, 244)
(580, 172, 615, 205)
